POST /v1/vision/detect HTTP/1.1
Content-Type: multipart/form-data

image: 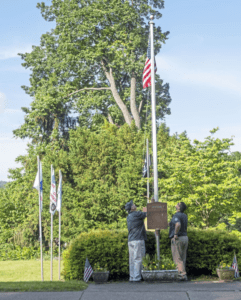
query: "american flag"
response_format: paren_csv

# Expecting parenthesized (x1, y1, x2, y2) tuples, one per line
(84, 258, 93, 282)
(142, 35, 157, 89)
(232, 253, 240, 278)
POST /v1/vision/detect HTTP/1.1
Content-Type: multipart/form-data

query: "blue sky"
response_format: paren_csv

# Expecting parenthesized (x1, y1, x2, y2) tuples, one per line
(0, 0, 240, 181)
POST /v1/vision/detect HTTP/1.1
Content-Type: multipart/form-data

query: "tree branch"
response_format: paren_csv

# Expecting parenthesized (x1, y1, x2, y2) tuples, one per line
(138, 98, 145, 114)
(101, 60, 132, 126)
(67, 87, 111, 97)
(108, 113, 114, 124)
(130, 76, 141, 129)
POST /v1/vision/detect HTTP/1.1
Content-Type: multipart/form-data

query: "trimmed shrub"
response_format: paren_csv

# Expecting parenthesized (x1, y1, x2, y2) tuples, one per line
(159, 228, 241, 277)
(62, 229, 155, 280)
(63, 228, 241, 280)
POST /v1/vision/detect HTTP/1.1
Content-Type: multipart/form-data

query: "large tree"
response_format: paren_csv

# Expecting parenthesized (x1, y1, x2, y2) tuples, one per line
(14, 0, 171, 143)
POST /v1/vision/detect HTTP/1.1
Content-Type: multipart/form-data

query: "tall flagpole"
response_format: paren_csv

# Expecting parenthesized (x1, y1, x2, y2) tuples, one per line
(58, 207, 61, 280)
(50, 165, 53, 281)
(146, 139, 150, 202)
(37, 156, 44, 281)
(58, 169, 61, 280)
(51, 213, 53, 281)
(150, 15, 160, 260)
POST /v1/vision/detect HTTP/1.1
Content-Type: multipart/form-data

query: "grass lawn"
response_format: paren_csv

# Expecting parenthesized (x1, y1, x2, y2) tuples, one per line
(0, 260, 88, 292)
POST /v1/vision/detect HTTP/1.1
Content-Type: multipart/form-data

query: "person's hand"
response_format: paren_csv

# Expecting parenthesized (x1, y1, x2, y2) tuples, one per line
(173, 234, 178, 240)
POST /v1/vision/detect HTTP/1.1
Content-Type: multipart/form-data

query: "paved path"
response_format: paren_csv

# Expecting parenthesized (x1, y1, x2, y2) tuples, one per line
(0, 280, 241, 300)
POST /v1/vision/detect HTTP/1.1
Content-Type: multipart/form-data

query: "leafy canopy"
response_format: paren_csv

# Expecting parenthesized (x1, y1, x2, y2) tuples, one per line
(15, 0, 171, 142)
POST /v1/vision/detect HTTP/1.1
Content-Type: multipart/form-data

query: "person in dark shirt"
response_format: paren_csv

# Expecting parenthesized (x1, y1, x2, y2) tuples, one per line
(169, 202, 188, 281)
(125, 200, 147, 282)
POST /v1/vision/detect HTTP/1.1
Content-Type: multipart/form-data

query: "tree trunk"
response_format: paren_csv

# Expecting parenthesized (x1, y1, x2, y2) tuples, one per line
(130, 76, 141, 129)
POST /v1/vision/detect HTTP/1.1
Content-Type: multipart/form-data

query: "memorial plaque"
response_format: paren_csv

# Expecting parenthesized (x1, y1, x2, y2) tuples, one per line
(146, 202, 168, 230)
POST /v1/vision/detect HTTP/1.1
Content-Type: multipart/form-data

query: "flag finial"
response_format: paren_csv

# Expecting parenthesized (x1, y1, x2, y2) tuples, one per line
(150, 15, 154, 20)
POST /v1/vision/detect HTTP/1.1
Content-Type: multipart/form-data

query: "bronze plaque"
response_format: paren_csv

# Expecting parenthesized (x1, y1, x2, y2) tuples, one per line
(147, 202, 168, 229)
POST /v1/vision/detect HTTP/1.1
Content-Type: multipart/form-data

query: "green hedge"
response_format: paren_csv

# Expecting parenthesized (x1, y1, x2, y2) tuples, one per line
(159, 228, 241, 276)
(0, 244, 60, 261)
(62, 229, 155, 280)
(63, 228, 241, 280)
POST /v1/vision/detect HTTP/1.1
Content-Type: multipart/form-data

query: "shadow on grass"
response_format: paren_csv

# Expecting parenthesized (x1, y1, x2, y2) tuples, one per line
(0, 281, 88, 292)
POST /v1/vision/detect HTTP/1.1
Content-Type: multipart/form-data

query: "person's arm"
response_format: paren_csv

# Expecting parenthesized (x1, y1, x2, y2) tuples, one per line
(174, 222, 181, 239)
(137, 211, 147, 219)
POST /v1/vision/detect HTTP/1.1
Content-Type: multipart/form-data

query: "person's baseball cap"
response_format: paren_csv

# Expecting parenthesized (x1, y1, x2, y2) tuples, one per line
(125, 200, 133, 212)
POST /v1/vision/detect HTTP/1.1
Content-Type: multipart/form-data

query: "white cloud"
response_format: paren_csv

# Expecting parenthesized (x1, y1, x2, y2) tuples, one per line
(156, 56, 241, 97)
(0, 44, 32, 60)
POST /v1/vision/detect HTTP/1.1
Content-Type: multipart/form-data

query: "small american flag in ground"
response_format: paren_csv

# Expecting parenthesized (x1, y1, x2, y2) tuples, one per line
(84, 258, 93, 282)
(142, 35, 157, 89)
(232, 253, 240, 278)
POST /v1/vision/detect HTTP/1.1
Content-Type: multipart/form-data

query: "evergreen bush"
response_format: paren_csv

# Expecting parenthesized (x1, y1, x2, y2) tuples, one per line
(159, 228, 241, 276)
(62, 229, 155, 280)
(63, 228, 241, 280)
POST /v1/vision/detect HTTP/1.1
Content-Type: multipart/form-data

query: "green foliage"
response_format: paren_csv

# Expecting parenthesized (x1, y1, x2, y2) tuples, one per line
(0, 244, 60, 261)
(62, 229, 155, 280)
(63, 227, 241, 279)
(0, 245, 39, 261)
(0, 181, 7, 188)
(1, 125, 241, 250)
(142, 253, 177, 270)
(186, 228, 241, 276)
(14, 0, 171, 142)
(93, 262, 108, 272)
(0, 123, 149, 249)
(158, 228, 241, 276)
(158, 129, 241, 228)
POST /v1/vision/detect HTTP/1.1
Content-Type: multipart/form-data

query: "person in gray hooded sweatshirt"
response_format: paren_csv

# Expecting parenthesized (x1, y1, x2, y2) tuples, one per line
(125, 200, 147, 282)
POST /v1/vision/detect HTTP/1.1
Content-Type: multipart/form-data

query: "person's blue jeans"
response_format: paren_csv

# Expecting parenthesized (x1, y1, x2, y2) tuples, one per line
(128, 240, 146, 281)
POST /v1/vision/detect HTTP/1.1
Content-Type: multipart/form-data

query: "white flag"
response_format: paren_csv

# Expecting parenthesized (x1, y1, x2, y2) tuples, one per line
(50, 165, 57, 215)
(56, 170, 62, 212)
(33, 159, 43, 211)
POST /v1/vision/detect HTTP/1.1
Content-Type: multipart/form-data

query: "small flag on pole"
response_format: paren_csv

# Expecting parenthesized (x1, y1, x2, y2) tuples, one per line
(56, 170, 62, 212)
(33, 160, 43, 211)
(232, 253, 240, 278)
(142, 34, 157, 89)
(50, 165, 57, 215)
(84, 258, 93, 282)
(142, 154, 151, 178)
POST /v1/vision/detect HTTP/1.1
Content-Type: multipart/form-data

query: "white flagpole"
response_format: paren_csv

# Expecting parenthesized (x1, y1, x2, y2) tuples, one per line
(58, 170, 61, 280)
(50, 165, 53, 281)
(150, 15, 160, 260)
(146, 139, 150, 203)
(58, 208, 61, 280)
(51, 213, 53, 281)
(37, 156, 44, 281)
